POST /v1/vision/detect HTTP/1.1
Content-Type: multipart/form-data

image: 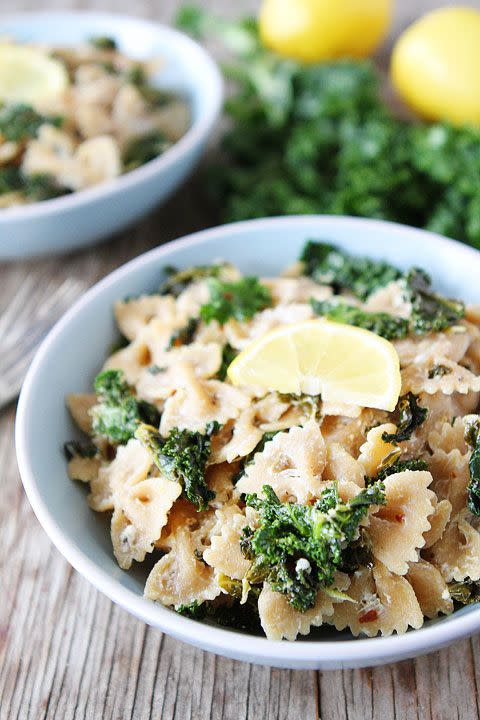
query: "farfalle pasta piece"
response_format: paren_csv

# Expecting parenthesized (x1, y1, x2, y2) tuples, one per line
(136, 344, 222, 403)
(236, 420, 326, 503)
(203, 505, 251, 580)
(368, 470, 435, 575)
(160, 365, 250, 436)
(406, 559, 453, 618)
(114, 295, 178, 341)
(428, 448, 470, 515)
(401, 359, 480, 395)
(331, 563, 423, 637)
(67, 392, 96, 434)
(258, 584, 337, 641)
(67, 455, 101, 484)
(357, 423, 398, 477)
(206, 463, 236, 509)
(224, 303, 314, 351)
(261, 277, 332, 306)
(87, 439, 151, 512)
(428, 417, 468, 455)
(323, 443, 364, 501)
(428, 511, 480, 582)
(423, 498, 452, 548)
(394, 328, 471, 367)
(321, 408, 389, 457)
(363, 280, 411, 318)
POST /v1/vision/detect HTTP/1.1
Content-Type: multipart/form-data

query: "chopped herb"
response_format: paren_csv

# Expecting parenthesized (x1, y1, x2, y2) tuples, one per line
(200, 277, 272, 324)
(311, 298, 409, 340)
(428, 364, 453, 379)
(301, 241, 401, 300)
(63, 440, 97, 460)
(89, 35, 117, 50)
(217, 343, 238, 381)
(135, 422, 219, 510)
(91, 369, 160, 443)
(123, 131, 170, 171)
(464, 416, 480, 516)
(168, 317, 200, 348)
(241, 481, 385, 611)
(0, 103, 62, 142)
(404, 268, 465, 335)
(382, 393, 428, 444)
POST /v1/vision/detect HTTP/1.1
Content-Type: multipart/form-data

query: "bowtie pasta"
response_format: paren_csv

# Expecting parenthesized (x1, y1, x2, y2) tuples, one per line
(66, 241, 480, 640)
(0, 37, 189, 208)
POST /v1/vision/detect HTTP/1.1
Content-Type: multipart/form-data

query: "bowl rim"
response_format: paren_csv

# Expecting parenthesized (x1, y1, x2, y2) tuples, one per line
(0, 10, 223, 223)
(15, 215, 480, 668)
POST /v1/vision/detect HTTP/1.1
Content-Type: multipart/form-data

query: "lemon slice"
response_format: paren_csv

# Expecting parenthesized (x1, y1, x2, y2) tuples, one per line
(0, 45, 68, 106)
(227, 319, 401, 411)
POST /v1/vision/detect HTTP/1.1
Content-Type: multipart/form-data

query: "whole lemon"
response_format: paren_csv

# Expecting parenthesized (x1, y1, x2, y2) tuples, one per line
(259, 0, 393, 64)
(391, 6, 480, 126)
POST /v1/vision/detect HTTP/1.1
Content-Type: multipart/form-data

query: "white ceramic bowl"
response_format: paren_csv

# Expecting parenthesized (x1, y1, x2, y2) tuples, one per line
(0, 11, 222, 260)
(16, 216, 480, 669)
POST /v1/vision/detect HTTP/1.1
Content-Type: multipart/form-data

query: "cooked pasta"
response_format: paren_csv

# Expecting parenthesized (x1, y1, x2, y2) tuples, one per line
(66, 241, 480, 640)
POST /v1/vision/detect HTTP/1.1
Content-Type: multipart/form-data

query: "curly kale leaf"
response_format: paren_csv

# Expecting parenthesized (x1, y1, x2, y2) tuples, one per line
(200, 277, 272, 324)
(168, 317, 200, 348)
(404, 268, 465, 334)
(448, 579, 480, 605)
(311, 298, 409, 340)
(241, 481, 385, 611)
(135, 422, 219, 510)
(123, 131, 170, 170)
(23, 173, 70, 201)
(91, 369, 160, 443)
(159, 263, 229, 297)
(0, 103, 62, 142)
(89, 35, 117, 50)
(63, 440, 98, 460)
(216, 343, 238, 381)
(464, 416, 480, 516)
(301, 241, 401, 300)
(382, 393, 428, 444)
(365, 457, 428, 485)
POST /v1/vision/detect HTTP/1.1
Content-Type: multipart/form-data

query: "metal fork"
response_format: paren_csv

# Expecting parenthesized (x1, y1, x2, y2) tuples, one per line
(0, 275, 85, 409)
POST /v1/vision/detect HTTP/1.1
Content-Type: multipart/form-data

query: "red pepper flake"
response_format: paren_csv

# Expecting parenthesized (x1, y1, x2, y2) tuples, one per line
(359, 609, 379, 624)
(395, 512, 405, 523)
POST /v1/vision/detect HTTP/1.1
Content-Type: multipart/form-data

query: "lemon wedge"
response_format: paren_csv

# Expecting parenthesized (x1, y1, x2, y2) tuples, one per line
(0, 45, 68, 106)
(227, 319, 401, 411)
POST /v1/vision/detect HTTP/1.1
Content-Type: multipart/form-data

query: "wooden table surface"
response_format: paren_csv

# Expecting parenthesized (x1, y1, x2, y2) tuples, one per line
(2, 1, 480, 718)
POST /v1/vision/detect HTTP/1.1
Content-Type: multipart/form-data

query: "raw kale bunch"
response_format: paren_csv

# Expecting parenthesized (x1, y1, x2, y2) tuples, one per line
(241, 482, 385, 611)
(177, 9, 480, 249)
(90, 369, 160, 444)
(135, 421, 219, 510)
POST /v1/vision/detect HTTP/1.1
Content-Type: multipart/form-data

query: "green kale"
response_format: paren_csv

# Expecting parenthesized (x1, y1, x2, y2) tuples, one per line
(89, 35, 117, 50)
(464, 416, 480, 516)
(233, 431, 279, 483)
(301, 241, 401, 300)
(63, 440, 98, 460)
(448, 580, 480, 605)
(404, 268, 465, 335)
(168, 317, 200, 348)
(382, 393, 428, 444)
(200, 277, 272, 324)
(216, 343, 238, 381)
(0, 103, 62, 142)
(23, 173, 70, 201)
(91, 369, 160, 443)
(159, 263, 228, 297)
(135, 422, 219, 510)
(311, 298, 408, 340)
(338, 528, 374, 574)
(428, 364, 453, 379)
(365, 457, 428, 485)
(175, 600, 206, 618)
(241, 481, 385, 611)
(123, 132, 170, 171)
(0, 166, 22, 194)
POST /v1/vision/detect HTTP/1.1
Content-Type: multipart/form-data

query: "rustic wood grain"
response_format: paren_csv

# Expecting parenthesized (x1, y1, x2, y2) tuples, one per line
(1, 1, 480, 718)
